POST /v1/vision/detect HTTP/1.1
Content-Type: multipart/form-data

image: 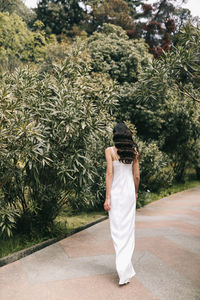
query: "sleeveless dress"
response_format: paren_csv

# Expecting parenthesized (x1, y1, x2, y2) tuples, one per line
(108, 146, 136, 285)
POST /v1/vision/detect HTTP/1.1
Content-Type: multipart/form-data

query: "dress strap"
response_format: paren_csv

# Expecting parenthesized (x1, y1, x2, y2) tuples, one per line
(111, 146, 118, 161)
(111, 146, 114, 155)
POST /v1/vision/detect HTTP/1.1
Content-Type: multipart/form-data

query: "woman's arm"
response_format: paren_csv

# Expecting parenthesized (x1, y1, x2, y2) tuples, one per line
(132, 156, 140, 200)
(104, 147, 112, 211)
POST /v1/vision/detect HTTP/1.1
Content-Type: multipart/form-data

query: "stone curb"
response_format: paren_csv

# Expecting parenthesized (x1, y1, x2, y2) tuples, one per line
(0, 215, 108, 268)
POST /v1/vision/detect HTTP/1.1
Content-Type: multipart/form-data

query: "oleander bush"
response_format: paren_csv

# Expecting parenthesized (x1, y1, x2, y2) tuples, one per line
(0, 41, 118, 237)
(138, 141, 174, 192)
(126, 122, 174, 194)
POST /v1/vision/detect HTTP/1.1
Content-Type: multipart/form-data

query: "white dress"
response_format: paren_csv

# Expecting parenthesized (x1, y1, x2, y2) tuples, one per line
(108, 146, 136, 285)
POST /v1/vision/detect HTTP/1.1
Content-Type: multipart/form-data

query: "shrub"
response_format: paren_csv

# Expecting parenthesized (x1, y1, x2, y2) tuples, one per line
(0, 201, 20, 238)
(0, 41, 118, 237)
(124, 122, 174, 202)
(138, 141, 174, 192)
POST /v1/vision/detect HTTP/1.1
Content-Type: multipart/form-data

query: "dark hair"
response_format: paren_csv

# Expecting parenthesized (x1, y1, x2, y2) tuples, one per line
(113, 122, 138, 164)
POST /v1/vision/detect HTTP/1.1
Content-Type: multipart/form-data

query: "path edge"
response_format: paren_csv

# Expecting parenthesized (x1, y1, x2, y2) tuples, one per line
(0, 215, 108, 267)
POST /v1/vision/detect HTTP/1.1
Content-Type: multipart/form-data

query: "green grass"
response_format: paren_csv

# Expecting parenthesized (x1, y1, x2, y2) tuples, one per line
(54, 209, 107, 233)
(0, 233, 50, 259)
(147, 179, 200, 204)
(0, 178, 200, 259)
(0, 209, 107, 259)
(138, 168, 200, 207)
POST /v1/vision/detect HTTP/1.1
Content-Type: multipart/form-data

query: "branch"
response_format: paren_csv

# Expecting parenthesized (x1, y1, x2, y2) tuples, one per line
(175, 79, 200, 103)
(181, 86, 200, 103)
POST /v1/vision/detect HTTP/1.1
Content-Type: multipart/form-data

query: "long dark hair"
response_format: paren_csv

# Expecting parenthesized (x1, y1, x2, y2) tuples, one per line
(113, 123, 138, 164)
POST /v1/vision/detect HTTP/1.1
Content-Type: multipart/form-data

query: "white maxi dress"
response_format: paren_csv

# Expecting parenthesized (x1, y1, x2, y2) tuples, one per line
(108, 146, 136, 285)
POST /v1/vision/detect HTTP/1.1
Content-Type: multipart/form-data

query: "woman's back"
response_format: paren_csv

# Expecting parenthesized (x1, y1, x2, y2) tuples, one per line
(109, 146, 136, 285)
(111, 146, 135, 194)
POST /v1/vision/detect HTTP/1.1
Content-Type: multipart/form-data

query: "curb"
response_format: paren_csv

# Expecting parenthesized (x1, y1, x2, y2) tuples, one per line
(0, 215, 108, 267)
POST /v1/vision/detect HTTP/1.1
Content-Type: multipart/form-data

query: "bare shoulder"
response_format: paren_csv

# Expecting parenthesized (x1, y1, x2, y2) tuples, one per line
(105, 146, 112, 153)
(105, 147, 112, 160)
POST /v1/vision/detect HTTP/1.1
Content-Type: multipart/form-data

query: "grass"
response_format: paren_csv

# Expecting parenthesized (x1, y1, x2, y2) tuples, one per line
(54, 208, 107, 233)
(0, 233, 50, 259)
(138, 168, 200, 207)
(0, 209, 107, 259)
(0, 176, 200, 259)
(147, 179, 200, 204)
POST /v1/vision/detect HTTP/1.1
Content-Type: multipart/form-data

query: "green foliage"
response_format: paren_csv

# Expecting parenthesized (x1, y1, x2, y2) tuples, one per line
(33, 19, 45, 30)
(126, 122, 174, 194)
(0, 0, 34, 24)
(0, 41, 117, 237)
(0, 12, 48, 72)
(0, 203, 20, 238)
(35, 0, 86, 36)
(170, 23, 200, 89)
(138, 141, 174, 192)
(117, 23, 200, 181)
(133, 0, 192, 57)
(39, 39, 71, 73)
(85, 0, 193, 57)
(87, 0, 135, 34)
(88, 23, 152, 83)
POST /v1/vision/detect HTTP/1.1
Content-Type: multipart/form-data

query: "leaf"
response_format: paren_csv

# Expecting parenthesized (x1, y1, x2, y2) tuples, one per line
(81, 121, 86, 129)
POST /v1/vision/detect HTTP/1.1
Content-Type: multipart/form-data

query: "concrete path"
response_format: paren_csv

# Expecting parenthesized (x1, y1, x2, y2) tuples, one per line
(0, 186, 200, 300)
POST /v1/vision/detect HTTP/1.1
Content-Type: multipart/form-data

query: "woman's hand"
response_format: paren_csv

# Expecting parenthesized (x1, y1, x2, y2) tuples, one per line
(104, 199, 111, 211)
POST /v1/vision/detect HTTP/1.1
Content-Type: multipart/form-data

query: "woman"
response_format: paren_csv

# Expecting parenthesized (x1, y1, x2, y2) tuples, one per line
(104, 122, 140, 286)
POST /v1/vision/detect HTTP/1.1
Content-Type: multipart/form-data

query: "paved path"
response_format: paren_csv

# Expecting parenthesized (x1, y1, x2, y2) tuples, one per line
(0, 186, 200, 300)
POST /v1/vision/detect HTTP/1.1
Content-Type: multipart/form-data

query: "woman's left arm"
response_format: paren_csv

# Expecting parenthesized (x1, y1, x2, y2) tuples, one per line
(132, 156, 140, 200)
(104, 147, 112, 211)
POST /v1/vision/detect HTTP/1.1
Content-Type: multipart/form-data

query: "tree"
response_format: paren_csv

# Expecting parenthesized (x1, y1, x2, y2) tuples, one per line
(86, 0, 135, 34)
(0, 12, 48, 72)
(35, 0, 86, 36)
(0, 0, 34, 23)
(134, 0, 192, 57)
(117, 23, 200, 180)
(85, 0, 193, 58)
(87, 23, 152, 84)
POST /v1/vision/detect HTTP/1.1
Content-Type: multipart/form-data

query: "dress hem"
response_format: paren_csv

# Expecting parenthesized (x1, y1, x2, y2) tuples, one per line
(118, 271, 136, 285)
